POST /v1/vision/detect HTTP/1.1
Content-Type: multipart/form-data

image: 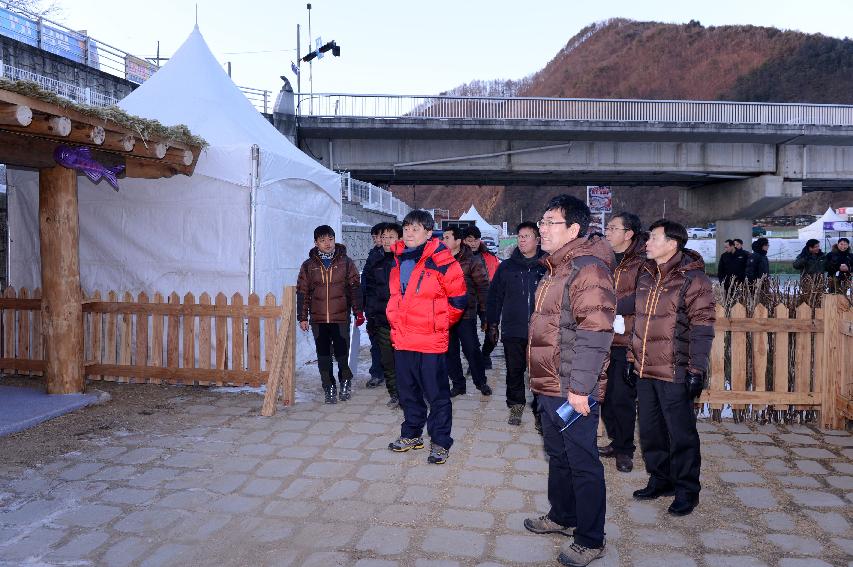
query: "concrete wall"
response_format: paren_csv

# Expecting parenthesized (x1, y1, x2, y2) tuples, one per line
(341, 201, 397, 270)
(0, 36, 136, 102)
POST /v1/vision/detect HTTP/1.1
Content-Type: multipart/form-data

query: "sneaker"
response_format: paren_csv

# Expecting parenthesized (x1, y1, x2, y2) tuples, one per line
(427, 443, 449, 464)
(388, 436, 424, 452)
(449, 386, 466, 398)
(366, 375, 384, 388)
(386, 396, 400, 408)
(324, 385, 337, 404)
(523, 514, 574, 537)
(508, 404, 524, 426)
(533, 412, 543, 435)
(558, 540, 606, 566)
(478, 384, 493, 396)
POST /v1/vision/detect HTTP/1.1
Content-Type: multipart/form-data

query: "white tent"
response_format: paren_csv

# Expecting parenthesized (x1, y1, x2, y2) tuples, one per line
(798, 207, 846, 241)
(8, 26, 341, 298)
(458, 205, 500, 241)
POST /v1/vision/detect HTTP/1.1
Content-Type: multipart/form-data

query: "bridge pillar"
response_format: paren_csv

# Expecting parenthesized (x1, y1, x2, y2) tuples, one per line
(714, 219, 753, 261)
(273, 76, 297, 145)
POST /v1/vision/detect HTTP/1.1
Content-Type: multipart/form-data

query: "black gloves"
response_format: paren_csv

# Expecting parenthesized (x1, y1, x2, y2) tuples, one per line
(624, 362, 638, 388)
(686, 371, 705, 399)
(486, 323, 499, 346)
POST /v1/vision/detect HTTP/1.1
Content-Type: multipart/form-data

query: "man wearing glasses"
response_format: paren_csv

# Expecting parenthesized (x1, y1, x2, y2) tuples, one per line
(599, 213, 646, 474)
(524, 195, 615, 567)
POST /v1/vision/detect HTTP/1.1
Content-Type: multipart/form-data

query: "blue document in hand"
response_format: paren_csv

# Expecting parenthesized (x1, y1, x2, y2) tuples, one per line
(556, 397, 598, 431)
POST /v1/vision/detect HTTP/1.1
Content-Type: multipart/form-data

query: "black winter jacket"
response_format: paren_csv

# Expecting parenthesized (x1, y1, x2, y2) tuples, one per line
(825, 247, 853, 284)
(361, 245, 385, 308)
(363, 250, 396, 327)
(745, 242, 770, 282)
(485, 247, 547, 340)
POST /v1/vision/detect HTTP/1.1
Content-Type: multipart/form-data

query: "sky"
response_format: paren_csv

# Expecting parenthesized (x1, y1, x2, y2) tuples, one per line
(48, 0, 853, 98)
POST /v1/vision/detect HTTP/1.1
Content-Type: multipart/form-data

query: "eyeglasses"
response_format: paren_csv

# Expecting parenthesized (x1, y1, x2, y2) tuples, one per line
(537, 219, 565, 228)
(604, 226, 628, 233)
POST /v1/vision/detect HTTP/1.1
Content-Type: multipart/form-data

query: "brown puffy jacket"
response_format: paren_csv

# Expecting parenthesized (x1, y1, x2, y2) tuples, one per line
(528, 235, 616, 400)
(630, 249, 716, 383)
(454, 245, 490, 320)
(612, 234, 648, 350)
(296, 243, 362, 324)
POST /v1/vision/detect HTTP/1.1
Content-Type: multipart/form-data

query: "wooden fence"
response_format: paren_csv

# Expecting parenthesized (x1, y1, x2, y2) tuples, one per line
(0, 287, 850, 428)
(0, 287, 297, 405)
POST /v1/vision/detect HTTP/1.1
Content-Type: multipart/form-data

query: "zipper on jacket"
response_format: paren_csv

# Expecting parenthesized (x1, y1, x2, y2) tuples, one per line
(414, 271, 426, 294)
(527, 261, 554, 377)
(638, 265, 665, 378)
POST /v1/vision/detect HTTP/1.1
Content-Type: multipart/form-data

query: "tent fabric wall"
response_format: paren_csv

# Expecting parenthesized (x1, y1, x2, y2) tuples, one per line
(459, 205, 500, 241)
(798, 208, 846, 240)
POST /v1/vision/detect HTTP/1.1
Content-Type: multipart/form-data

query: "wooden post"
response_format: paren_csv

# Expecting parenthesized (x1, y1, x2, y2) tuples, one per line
(820, 294, 845, 430)
(39, 165, 84, 394)
(261, 286, 296, 416)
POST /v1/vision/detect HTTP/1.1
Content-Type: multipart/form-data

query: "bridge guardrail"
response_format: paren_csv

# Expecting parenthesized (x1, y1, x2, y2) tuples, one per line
(341, 173, 411, 221)
(0, 60, 119, 106)
(297, 93, 853, 126)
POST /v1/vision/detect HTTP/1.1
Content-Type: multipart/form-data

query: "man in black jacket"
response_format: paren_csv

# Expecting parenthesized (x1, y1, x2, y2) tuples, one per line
(485, 221, 546, 426)
(730, 239, 749, 286)
(825, 238, 853, 292)
(745, 238, 770, 283)
(363, 223, 387, 388)
(363, 223, 403, 407)
(717, 240, 736, 291)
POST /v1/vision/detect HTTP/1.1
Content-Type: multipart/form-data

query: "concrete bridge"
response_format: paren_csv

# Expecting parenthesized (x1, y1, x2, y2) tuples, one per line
(274, 91, 853, 245)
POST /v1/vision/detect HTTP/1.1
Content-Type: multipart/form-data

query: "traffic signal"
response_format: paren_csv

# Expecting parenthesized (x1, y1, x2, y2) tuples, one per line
(302, 40, 340, 63)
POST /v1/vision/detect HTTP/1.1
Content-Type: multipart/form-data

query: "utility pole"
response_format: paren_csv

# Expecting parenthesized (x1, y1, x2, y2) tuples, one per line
(296, 24, 301, 99)
(307, 3, 313, 114)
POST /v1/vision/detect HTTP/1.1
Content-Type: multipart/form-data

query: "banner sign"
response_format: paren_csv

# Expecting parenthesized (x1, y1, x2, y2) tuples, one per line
(0, 6, 98, 67)
(586, 186, 612, 214)
(824, 221, 853, 231)
(125, 54, 156, 84)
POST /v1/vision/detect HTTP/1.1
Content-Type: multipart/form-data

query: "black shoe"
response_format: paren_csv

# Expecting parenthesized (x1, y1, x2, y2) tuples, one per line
(324, 385, 338, 404)
(339, 378, 352, 401)
(386, 396, 399, 408)
(449, 387, 466, 398)
(534, 412, 543, 436)
(366, 375, 384, 388)
(633, 482, 675, 500)
(668, 494, 699, 516)
(598, 445, 616, 458)
(478, 384, 492, 396)
(615, 454, 633, 473)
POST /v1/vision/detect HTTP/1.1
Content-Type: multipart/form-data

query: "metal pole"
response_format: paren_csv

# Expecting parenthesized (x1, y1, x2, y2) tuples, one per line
(296, 24, 301, 104)
(308, 3, 313, 114)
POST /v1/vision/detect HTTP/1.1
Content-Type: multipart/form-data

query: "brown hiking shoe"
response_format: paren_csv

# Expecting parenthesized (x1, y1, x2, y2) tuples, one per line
(558, 540, 606, 566)
(523, 514, 574, 537)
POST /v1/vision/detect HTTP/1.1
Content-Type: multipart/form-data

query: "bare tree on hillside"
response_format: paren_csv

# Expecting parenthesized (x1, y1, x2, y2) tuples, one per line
(3, 0, 62, 18)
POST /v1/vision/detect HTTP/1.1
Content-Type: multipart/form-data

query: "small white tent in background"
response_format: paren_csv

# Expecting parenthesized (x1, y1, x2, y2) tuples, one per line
(797, 207, 847, 241)
(8, 26, 341, 297)
(458, 205, 501, 241)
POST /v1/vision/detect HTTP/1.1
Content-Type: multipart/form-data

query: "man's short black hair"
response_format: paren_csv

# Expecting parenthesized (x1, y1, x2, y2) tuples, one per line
(839, 237, 850, 245)
(734, 238, 744, 245)
(755, 237, 769, 248)
(806, 238, 820, 248)
(612, 212, 642, 240)
(463, 225, 482, 239)
(402, 209, 435, 231)
(649, 219, 688, 251)
(544, 194, 591, 236)
(725, 239, 735, 246)
(445, 226, 464, 241)
(313, 225, 335, 240)
(383, 223, 403, 238)
(516, 221, 539, 236)
(371, 222, 386, 236)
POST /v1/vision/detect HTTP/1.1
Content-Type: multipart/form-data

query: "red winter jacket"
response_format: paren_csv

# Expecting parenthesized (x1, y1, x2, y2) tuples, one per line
(386, 238, 468, 353)
(474, 243, 500, 280)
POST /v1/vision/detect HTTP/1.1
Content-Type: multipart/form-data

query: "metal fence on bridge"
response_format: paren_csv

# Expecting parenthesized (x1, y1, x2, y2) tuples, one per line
(298, 93, 853, 126)
(341, 173, 411, 221)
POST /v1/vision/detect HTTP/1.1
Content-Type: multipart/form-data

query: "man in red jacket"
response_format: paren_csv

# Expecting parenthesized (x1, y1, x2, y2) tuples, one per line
(387, 210, 468, 465)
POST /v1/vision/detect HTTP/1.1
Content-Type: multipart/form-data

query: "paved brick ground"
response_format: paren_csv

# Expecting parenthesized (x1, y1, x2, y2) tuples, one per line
(1, 344, 852, 566)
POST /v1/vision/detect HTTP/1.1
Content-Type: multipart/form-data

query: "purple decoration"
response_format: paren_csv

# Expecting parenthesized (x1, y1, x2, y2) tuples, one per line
(53, 145, 124, 191)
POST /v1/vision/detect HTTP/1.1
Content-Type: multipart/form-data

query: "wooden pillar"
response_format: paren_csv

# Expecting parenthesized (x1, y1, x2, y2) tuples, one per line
(820, 294, 845, 430)
(39, 165, 84, 394)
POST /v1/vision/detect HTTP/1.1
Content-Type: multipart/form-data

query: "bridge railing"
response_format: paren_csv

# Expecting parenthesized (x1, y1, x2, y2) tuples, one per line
(297, 93, 853, 126)
(0, 60, 119, 106)
(341, 173, 411, 221)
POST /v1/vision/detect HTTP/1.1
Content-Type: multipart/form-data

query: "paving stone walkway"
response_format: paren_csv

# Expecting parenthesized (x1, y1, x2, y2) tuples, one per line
(1, 344, 852, 566)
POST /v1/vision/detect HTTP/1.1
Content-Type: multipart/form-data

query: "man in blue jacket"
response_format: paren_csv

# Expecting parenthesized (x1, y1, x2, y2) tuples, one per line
(485, 221, 546, 426)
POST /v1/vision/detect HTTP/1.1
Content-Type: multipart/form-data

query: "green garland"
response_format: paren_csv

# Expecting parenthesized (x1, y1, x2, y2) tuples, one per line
(0, 78, 207, 148)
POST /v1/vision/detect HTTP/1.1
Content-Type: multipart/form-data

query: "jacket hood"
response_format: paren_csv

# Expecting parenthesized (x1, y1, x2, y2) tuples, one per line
(476, 242, 494, 256)
(751, 240, 767, 254)
(622, 232, 649, 263)
(309, 242, 347, 260)
(643, 248, 705, 278)
(391, 237, 442, 258)
(510, 246, 546, 266)
(454, 244, 473, 262)
(541, 234, 615, 272)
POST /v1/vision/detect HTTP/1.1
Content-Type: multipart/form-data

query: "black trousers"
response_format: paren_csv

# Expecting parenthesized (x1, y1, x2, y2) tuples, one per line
(311, 322, 351, 388)
(375, 325, 397, 398)
(637, 378, 701, 496)
(448, 318, 487, 391)
(396, 350, 453, 450)
(503, 338, 528, 407)
(601, 347, 637, 456)
(539, 394, 606, 549)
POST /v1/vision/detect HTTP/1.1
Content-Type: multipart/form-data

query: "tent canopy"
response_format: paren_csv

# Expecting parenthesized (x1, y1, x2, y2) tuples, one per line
(798, 207, 846, 240)
(458, 205, 500, 240)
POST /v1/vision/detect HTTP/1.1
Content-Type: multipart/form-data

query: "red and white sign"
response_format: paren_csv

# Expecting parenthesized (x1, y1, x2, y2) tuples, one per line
(587, 186, 612, 214)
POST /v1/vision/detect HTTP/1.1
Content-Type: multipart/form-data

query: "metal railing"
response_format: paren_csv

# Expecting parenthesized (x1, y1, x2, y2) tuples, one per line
(0, 59, 119, 106)
(341, 173, 411, 221)
(297, 93, 853, 126)
(239, 85, 271, 114)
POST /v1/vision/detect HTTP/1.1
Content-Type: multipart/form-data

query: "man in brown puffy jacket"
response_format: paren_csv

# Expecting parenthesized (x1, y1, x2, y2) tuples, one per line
(296, 225, 363, 404)
(599, 212, 647, 474)
(523, 195, 615, 567)
(630, 219, 715, 517)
